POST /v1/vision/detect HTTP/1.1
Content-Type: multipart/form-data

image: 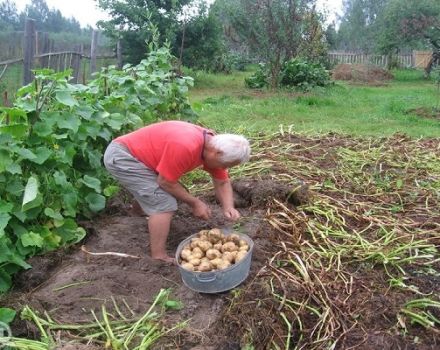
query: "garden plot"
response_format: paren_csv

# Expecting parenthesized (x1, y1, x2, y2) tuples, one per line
(4, 131, 440, 349)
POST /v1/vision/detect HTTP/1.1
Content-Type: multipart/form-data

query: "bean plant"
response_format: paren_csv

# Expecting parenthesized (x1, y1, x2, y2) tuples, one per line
(0, 45, 195, 292)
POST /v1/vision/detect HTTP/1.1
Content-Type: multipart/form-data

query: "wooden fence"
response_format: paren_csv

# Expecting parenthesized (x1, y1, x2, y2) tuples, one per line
(328, 51, 432, 69)
(0, 18, 122, 86)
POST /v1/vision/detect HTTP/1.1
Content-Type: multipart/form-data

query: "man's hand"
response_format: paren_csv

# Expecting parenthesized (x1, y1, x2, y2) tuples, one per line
(192, 199, 212, 220)
(223, 207, 240, 221)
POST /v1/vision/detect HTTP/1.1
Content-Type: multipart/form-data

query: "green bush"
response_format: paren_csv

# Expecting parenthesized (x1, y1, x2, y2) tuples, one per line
(244, 63, 268, 88)
(280, 58, 331, 90)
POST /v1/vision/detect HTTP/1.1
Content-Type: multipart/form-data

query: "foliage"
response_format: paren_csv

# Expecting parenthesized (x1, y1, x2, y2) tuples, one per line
(176, 3, 225, 72)
(0, 307, 15, 325)
(376, 0, 440, 74)
(245, 59, 331, 90)
(0, 45, 195, 293)
(337, 0, 388, 52)
(280, 58, 331, 90)
(244, 63, 268, 89)
(214, 0, 328, 88)
(97, 0, 192, 64)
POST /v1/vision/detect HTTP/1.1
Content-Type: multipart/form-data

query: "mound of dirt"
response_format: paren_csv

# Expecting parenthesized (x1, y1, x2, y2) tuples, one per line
(332, 64, 394, 84)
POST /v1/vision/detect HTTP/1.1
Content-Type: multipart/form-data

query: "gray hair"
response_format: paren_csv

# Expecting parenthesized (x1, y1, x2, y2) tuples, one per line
(210, 134, 251, 164)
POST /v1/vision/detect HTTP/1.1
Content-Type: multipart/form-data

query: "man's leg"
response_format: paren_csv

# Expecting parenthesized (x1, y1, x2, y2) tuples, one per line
(148, 211, 175, 262)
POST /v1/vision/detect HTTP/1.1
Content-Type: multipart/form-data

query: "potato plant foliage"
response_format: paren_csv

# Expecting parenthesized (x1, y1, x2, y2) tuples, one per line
(0, 45, 195, 292)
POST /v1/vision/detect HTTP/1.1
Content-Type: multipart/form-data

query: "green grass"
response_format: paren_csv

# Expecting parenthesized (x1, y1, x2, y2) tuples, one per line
(188, 68, 440, 138)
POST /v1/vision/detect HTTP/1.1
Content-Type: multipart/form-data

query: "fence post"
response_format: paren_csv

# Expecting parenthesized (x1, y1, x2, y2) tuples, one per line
(41, 32, 50, 68)
(90, 30, 98, 77)
(23, 18, 36, 85)
(117, 38, 122, 69)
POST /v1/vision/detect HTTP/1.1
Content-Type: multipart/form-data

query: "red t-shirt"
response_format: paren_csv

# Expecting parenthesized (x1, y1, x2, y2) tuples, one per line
(114, 121, 229, 182)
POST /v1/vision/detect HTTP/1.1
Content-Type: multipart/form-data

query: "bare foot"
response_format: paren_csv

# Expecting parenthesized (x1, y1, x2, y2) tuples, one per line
(151, 255, 176, 264)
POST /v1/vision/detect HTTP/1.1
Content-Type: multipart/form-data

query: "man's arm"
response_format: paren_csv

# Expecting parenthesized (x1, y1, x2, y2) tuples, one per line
(213, 178, 240, 221)
(157, 175, 211, 219)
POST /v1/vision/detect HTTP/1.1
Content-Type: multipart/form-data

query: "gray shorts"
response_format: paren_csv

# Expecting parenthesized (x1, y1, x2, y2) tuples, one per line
(103, 142, 177, 215)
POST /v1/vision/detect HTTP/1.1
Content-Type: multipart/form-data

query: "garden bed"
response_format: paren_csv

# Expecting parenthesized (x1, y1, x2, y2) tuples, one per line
(3, 132, 440, 349)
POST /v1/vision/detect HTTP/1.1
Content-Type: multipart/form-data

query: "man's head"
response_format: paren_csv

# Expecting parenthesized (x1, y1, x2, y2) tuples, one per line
(204, 134, 251, 169)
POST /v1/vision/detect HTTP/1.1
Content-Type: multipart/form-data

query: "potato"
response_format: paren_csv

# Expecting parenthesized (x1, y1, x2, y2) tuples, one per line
(197, 240, 213, 252)
(191, 247, 204, 259)
(239, 244, 249, 252)
(180, 249, 192, 261)
(181, 262, 195, 271)
(198, 261, 212, 272)
(206, 248, 222, 260)
(188, 258, 201, 266)
(201, 257, 210, 264)
(239, 239, 248, 247)
(217, 260, 231, 270)
(225, 233, 240, 245)
(213, 242, 223, 251)
(210, 258, 223, 268)
(221, 241, 238, 253)
(222, 251, 235, 263)
(235, 250, 247, 263)
(207, 228, 223, 243)
(190, 238, 200, 249)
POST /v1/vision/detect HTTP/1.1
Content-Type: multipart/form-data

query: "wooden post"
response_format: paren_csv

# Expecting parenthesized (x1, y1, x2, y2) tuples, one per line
(23, 18, 36, 85)
(117, 38, 122, 69)
(71, 45, 82, 83)
(90, 30, 98, 77)
(41, 32, 50, 68)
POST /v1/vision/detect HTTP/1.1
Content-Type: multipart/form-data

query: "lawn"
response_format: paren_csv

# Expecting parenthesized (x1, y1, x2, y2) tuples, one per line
(188, 68, 440, 138)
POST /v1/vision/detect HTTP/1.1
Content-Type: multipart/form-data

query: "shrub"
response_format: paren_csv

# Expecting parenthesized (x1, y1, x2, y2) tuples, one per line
(244, 63, 268, 88)
(280, 58, 331, 90)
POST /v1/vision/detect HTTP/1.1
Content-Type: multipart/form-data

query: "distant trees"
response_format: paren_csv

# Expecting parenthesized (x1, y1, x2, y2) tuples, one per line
(336, 0, 388, 52)
(0, 0, 83, 33)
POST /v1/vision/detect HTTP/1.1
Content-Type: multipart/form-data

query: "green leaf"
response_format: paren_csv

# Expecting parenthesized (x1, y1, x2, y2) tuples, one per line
(21, 232, 44, 248)
(55, 91, 78, 107)
(9, 253, 31, 269)
(22, 176, 41, 211)
(16, 148, 37, 161)
(53, 171, 68, 186)
(164, 300, 183, 310)
(76, 105, 94, 120)
(6, 162, 22, 175)
(0, 124, 29, 139)
(0, 149, 13, 173)
(30, 147, 52, 165)
(0, 308, 16, 324)
(80, 175, 101, 193)
(57, 114, 81, 133)
(44, 208, 64, 221)
(85, 193, 106, 212)
(0, 201, 14, 214)
(104, 185, 119, 197)
(0, 213, 11, 236)
(0, 269, 12, 293)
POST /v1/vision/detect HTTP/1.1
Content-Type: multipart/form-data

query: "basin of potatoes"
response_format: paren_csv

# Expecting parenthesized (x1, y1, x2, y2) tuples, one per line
(175, 228, 254, 293)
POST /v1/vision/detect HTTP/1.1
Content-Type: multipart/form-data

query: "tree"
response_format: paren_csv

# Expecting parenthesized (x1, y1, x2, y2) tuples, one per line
(376, 0, 440, 75)
(337, 0, 388, 52)
(0, 0, 19, 30)
(21, 0, 50, 30)
(213, 0, 326, 88)
(97, 0, 192, 64)
(175, 1, 224, 71)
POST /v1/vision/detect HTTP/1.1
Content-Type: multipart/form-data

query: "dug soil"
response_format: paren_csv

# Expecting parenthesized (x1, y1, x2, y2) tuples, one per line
(4, 133, 440, 349)
(332, 63, 394, 85)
